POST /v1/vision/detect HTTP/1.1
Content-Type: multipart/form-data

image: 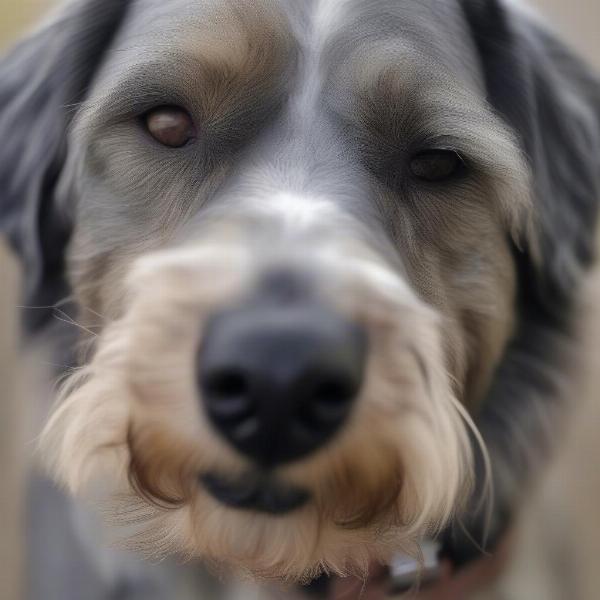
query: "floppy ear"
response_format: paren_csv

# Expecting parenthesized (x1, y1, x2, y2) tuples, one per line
(445, 0, 600, 564)
(0, 0, 132, 333)
(462, 0, 600, 311)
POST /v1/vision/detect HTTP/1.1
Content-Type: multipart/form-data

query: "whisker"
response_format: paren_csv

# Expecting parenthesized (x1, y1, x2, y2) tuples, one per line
(450, 397, 494, 550)
(52, 309, 99, 338)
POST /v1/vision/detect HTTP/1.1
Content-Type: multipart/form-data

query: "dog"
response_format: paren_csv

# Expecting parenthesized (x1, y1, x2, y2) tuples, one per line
(1, 0, 599, 596)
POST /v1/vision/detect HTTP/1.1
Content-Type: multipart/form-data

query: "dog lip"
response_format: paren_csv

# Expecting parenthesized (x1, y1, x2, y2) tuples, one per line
(200, 472, 310, 515)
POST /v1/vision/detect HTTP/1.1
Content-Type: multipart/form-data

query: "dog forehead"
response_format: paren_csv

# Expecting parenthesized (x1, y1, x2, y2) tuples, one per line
(122, 0, 463, 31)
(114, 0, 475, 73)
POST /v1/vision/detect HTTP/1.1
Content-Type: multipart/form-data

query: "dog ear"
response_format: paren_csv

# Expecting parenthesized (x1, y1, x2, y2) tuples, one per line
(461, 0, 600, 313)
(0, 0, 132, 333)
(445, 0, 600, 565)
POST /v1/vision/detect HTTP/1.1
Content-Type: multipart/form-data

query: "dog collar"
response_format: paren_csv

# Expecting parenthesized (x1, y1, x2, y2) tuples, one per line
(388, 539, 443, 594)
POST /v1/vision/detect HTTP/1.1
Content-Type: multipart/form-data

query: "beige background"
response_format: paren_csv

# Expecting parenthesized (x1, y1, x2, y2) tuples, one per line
(0, 246, 24, 600)
(0, 0, 53, 51)
(0, 1, 598, 600)
(534, 0, 600, 67)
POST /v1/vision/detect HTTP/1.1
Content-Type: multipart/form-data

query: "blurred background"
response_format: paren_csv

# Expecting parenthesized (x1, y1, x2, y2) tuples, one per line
(0, 1, 598, 599)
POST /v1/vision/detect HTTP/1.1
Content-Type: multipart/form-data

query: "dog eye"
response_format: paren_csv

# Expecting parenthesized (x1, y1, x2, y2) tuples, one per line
(144, 106, 196, 148)
(409, 150, 466, 182)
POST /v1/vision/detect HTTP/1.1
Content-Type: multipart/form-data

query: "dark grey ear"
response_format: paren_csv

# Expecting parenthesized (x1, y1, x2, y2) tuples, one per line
(445, 0, 600, 565)
(461, 0, 600, 312)
(0, 0, 132, 333)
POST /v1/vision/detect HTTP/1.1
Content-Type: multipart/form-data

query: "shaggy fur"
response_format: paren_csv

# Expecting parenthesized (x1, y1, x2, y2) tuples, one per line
(1, 0, 599, 590)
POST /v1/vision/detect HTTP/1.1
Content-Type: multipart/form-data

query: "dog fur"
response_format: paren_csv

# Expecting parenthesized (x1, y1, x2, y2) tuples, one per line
(1, 0, 599, 590)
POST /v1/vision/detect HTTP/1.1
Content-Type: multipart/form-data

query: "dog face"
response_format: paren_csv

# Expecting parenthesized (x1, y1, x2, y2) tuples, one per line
(69, 0, 527, 399)
(2, 0, 600, 584)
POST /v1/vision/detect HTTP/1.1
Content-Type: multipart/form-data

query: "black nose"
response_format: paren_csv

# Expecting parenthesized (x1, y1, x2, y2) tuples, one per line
(198, 281, 367, 466)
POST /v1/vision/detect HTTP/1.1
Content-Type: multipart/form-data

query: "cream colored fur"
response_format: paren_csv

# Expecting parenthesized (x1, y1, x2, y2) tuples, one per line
(41, 222, 477, 582)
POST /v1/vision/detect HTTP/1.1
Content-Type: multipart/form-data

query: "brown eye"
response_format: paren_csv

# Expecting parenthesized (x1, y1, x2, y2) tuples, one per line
(144, 106, 196, 148)
(409, 149, 466, 182)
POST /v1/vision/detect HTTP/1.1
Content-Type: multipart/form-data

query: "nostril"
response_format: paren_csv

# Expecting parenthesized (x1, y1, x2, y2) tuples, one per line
(295, 371, 357, 435)
(312, 377, 355, 407)
(205, 369, 247, 398)
(202, 369, 253, 420)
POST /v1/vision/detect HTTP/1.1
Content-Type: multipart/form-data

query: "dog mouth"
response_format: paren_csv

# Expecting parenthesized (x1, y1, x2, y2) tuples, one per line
(200, 471, 310, 515)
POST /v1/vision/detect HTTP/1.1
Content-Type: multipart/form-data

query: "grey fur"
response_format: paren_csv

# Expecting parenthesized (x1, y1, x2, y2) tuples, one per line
(1, 0, 599, 596)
